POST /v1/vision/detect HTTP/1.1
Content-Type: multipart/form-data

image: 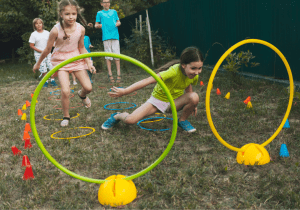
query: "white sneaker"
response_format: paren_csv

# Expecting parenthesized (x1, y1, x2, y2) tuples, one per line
(73, 81, 77, 85)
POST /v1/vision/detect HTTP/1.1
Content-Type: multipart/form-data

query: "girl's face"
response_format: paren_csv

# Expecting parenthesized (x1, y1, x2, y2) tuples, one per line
(60, 5, 77, 26)
(181, 61, 203, 79)
(35, 20, 43, 32)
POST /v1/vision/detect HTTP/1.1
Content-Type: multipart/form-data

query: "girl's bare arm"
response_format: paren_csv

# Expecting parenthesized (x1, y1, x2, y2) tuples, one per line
(78, 26, 95, 73)
(185, 84, 193, 93)
(109, 74, 161, 98)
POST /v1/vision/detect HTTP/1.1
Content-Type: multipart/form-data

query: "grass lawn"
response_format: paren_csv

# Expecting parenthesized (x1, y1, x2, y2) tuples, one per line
(1, 60, 300, 209)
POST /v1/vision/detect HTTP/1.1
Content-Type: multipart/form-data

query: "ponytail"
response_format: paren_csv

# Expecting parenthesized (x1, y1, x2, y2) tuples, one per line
(154, 59, 180, 73)
(154, 46, 203, 73)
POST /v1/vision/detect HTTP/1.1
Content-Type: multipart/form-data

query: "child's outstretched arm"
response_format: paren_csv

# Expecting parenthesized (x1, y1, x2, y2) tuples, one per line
(33, 27, 57, 73)
(78, 26, 96, 74)
(108, 75, 161, 98)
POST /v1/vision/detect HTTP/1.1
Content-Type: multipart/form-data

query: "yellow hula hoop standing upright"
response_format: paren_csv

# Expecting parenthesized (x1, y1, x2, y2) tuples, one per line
(205, 39, 293, 164)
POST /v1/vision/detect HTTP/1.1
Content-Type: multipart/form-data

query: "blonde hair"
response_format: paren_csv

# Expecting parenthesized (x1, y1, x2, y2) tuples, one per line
(32, 18, 44, 31)
(57, 0, 88, 40)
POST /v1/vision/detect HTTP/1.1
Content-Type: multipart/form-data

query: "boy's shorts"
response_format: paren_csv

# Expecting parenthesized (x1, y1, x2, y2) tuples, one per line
(34, 53, 53, 74)
(103, 39, 120, 60)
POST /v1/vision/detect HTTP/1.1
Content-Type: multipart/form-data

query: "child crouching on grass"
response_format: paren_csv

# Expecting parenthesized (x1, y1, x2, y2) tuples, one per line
(101, 46, 203, 133)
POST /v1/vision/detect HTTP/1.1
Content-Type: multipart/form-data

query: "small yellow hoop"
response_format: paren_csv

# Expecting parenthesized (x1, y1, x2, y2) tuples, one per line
(51, 127, 95, 140)
(140, 113, 167, 124)
(43, 113, 80, 121)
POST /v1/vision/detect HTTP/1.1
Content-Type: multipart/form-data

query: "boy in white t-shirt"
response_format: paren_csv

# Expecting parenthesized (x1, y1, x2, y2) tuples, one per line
(29, 18, 58, 87)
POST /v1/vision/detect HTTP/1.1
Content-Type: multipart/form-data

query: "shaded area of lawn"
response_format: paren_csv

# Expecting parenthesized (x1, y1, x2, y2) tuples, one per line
(0, 61, 300, 209)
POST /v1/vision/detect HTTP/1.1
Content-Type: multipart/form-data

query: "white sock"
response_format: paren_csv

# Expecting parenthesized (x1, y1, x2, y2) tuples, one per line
(51, 78, 54, 81)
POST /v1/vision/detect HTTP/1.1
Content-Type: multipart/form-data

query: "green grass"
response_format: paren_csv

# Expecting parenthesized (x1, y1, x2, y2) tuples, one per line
(1, 60, 300, 209)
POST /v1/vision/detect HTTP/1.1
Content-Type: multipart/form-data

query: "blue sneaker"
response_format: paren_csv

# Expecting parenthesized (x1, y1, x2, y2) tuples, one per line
(51, 80, 58, 87)
(43, 81, 48, 88)
(178, 120, 196, 133)
(101, 113, 120, 130)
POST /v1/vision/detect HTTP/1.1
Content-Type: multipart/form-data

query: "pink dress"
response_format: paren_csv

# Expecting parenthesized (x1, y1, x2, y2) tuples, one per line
(51, 22, 89, 71)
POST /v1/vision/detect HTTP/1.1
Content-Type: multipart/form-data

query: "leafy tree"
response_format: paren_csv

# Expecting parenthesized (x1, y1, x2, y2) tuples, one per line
(0, 0, 169, 62)
(0, 0, 57, 42)
(129, 0, 169, 13)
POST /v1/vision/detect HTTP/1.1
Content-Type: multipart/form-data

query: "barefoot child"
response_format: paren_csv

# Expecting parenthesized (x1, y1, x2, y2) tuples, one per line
(102, 46, 203, 133)
(33, 0, 96, 127)
(30, 18, 58, 87)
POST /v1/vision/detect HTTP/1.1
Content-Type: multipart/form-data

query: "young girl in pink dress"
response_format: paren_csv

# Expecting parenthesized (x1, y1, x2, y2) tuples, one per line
(33, 0, 96, 127)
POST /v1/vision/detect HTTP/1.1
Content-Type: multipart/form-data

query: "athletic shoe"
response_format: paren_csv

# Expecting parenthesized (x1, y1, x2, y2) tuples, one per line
(73, 81, 77, 85)
(101, 113, 120, 130)
(178, 120, 196, 133)
(43, 81, 48, 88)
(51, 80, 58, 87)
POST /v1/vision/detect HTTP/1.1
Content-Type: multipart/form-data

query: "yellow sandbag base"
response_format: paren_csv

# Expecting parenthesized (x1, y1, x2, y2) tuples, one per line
(98, 174, 137, 207)
(236, 143, 270, 165)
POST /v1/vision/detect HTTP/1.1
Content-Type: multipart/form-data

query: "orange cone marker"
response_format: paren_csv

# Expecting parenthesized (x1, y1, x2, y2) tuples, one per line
(244, 96, 251, 104)
(23, 165, 34, 180)
(11, 146, 22, 155)
(31, 93, 34, 98)
(24, 123, 31, 132)
(18, 109, 23, 116)
(23, 131, 30, 141)
(216, 88, 221, 95)
(26, 100, 31, 107)
(200, 81, 204, 86)
(22, 155, 31, 167)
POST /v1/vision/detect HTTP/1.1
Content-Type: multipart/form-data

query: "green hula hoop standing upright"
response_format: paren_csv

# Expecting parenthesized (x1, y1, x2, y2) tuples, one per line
(30, 52, 178, 184)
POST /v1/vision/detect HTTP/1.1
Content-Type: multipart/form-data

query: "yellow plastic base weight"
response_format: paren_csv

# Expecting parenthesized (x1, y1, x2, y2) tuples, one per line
(236, 143, 270, 165)
(98, 175, 137, 207)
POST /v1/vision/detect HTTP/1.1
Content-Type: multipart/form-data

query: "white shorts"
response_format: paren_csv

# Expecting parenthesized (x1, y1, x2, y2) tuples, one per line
(34, 53, 53, 74)
(147, 95, 170, 113)
(103, 39, 120, 60)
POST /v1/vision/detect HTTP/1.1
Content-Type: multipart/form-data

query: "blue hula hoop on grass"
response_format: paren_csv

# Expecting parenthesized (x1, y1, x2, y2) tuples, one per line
(137, 117, 173, 131)
(104, 102, 137, 111)
(50, 89, 74, 95)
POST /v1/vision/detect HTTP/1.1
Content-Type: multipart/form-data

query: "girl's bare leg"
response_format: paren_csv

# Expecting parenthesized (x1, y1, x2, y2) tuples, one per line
(73, 70, 92, 97)
(57, 71, 71, 118)
(114, 102, 158, 124)
(172, 92, 199, 121)
(71, 72, 77, 84)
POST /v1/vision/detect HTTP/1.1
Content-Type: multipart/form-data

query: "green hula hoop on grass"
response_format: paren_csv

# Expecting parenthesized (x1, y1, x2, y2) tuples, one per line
(30, 52, 178, 184)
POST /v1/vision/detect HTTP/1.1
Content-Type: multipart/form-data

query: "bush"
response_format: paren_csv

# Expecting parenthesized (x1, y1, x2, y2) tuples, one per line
(122, 21, 176, 68)
(16, 32, 36, 66)
(222, 50, 260, 84)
